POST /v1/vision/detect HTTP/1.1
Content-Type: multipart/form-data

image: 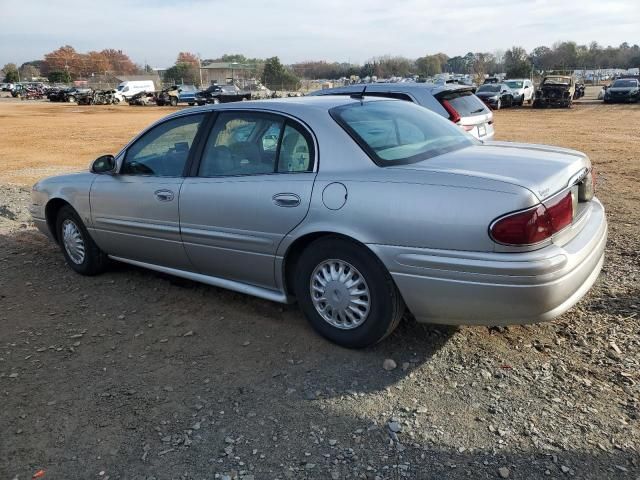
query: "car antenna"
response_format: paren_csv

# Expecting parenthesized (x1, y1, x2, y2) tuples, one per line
(350, 85, 367, 104)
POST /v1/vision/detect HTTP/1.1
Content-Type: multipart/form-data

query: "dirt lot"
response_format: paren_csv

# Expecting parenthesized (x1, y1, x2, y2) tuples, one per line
(0, 96, 638, 480)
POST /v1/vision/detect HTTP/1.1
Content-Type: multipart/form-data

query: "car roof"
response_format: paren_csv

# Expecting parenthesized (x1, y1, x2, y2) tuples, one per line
(309, 82, 473, 97)
(171, 95, 395, 120)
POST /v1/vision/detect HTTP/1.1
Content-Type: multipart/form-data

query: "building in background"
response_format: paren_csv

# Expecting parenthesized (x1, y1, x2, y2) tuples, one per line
(200, 62, 256, 87)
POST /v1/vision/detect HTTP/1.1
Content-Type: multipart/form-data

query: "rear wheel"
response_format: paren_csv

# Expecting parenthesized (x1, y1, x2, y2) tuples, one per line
(56, 205, 108, 275)
(295, 237, 404, 348)
(169, 96, 178, 107)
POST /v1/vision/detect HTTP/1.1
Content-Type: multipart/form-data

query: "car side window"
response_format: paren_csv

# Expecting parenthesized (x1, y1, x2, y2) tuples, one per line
(277, 124, 313, 173)
(199, 112, 315, 177)
(122, 114, 205, 177)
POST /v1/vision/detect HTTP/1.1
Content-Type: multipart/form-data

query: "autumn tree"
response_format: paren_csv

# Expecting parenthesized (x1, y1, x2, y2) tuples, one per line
(176, 52, 200, 67)
(100, 49, 137, 75)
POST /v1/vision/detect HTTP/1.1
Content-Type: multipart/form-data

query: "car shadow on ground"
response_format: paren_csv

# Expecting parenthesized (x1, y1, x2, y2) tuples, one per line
(2, 228, 638, 479)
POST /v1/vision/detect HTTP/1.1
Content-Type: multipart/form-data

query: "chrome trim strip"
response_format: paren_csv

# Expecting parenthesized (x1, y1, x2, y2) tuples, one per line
(94, 217, 180, 233)
(108, 256, 290, 304)
(180, 227, 273, 246)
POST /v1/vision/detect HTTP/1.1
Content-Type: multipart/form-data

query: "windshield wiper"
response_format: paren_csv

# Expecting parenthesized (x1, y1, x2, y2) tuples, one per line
(470, 108, 485, 114)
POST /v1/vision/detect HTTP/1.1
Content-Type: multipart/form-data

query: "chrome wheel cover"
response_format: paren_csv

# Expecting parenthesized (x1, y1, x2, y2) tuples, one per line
(310, 259, 371, 330)
(62, 219, 85, 265)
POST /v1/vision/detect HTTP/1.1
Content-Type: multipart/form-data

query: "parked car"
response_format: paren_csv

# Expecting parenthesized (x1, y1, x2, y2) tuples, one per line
(195, 84, 252, 105)
(474, 83, 516, 109)
(30, 97, 606, 348)
(47, 87, 90, 103)
(156, 85, 198, 106)
(504, 79, 535, 105)
(309, 83, 495, 140)
(603, 78, 640, 103)
(533, 76, 576, 108)
(1, 82, 14, 91)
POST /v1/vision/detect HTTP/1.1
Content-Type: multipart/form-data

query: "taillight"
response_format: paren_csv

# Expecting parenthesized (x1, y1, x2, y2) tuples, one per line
(579, 170, 595, 201)
(440, 99, 461, 124)
(462, 125, 474, 132)
(490, 191, 574, 245)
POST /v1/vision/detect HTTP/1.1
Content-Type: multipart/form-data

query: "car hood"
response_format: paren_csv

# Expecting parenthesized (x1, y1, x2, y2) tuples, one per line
(608, 87, 637, 93)
(388, 141, 589, 201)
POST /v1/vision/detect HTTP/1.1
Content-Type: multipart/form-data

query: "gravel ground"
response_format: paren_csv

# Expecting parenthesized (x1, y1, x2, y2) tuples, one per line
(0, 98, 638, 480)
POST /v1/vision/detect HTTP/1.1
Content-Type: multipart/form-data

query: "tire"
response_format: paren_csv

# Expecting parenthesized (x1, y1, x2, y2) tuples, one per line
(169, 96, 178, 107)
(294, 236, 404, 348)
(212, 98, 220, 104)
(55, 205, 108, 276)
(197, 102, 205, 106)
(188, 102, 195, 106)
(67, 95, 76, 103)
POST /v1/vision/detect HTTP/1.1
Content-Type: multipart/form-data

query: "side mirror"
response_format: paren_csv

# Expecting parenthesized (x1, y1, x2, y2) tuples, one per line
(524, 85, 529, 89)
(91, 154, 116, 174)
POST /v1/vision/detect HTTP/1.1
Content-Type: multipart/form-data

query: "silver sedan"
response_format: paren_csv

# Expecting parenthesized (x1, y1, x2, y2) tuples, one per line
(30, 96, 607, 348)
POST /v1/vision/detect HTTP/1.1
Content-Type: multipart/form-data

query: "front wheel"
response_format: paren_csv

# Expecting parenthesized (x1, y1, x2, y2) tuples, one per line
(56, 205, 108, 275)
(295, 237, 404, 348)
(169, 96, 178, 107)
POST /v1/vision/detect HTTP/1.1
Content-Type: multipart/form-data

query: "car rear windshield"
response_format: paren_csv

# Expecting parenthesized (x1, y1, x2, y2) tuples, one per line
(437, 90, 488, 117)
(477, 85, 500, 93)
(330, 100, 475, 166)
(505, 81, 523, 88)
(612, 79, 638, 88)
(543, 77, 570, 85)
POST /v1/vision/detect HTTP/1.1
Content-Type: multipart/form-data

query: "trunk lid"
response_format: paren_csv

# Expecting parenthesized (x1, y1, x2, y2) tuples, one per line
(389, 141, 590, 201)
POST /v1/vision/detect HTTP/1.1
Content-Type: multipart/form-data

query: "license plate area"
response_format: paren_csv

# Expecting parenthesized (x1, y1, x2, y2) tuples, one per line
(478, 124, 487, 137)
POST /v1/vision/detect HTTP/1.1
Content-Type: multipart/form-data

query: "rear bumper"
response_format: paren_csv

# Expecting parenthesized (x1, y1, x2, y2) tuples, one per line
(368, 199, 607, 325)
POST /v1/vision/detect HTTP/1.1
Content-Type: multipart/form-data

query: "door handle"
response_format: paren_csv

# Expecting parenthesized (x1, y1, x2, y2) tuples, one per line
(272, 193, 301, 207)
(154, 189, 175, 202)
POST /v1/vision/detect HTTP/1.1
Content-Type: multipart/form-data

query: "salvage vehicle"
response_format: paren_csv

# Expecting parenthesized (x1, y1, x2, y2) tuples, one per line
(533, 76, 576, 108)
(30, 96, 606, 348)
(505, 79, 535, 105)
(309, 83, 495, 140)
(114, 80, 156, 103)
(156, 85, 198, 106)
(195, 84, 251, 105)
(128, 91, 156, 106)
(47, 87, 90, 103)
(77, 89, 119, 105)
(474, 83, 516, 110)
(603, 78, 640, 103)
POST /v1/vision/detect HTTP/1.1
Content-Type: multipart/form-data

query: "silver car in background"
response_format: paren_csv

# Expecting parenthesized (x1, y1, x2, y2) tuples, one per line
(30, 96, 606, 348)
(505, 78, 536, 105)
(309, 82, 495, 141)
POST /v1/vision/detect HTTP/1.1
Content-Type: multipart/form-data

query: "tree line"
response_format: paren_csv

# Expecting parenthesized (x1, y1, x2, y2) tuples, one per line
(3, 41, 639, 86)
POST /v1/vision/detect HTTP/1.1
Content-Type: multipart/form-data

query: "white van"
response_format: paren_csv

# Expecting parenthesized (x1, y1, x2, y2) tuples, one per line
(114, 80, 156, 102)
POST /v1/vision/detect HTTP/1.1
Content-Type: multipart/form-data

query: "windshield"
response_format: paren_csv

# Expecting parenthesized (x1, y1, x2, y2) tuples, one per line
(330, 100, 475, 166)
(612, 79, 638, 88)
(477, 85, 500, 93)
(505, 81, 523, 88)
(543, 77, 570, 86)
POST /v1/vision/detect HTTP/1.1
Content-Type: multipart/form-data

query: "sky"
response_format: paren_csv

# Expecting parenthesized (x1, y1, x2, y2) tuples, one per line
(0, 0, 638, 68)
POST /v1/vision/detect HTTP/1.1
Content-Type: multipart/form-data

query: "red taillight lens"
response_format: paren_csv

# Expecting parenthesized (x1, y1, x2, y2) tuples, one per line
(490, 191, 574, 246)
(440, 99, 461, 124)
(545, 191, 574, 232)
(462, 125, 474, 131)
